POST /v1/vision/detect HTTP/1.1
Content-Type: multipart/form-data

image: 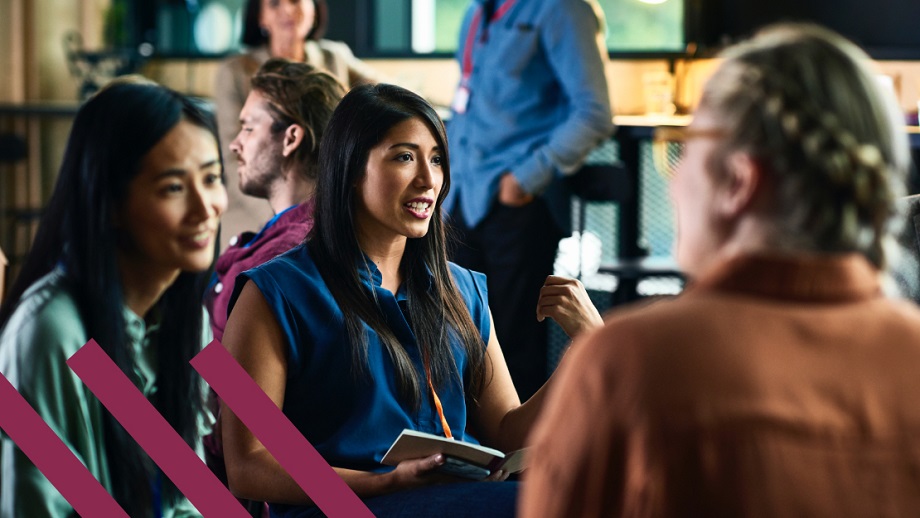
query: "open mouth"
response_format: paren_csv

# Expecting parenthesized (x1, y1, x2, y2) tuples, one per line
(404, 200, 433, 219)
(180, 230, 214, 249)
(190, 230, 211, 243)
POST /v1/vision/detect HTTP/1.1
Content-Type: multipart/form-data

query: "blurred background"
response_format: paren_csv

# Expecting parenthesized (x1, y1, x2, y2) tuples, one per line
(2, 0, 920, 310)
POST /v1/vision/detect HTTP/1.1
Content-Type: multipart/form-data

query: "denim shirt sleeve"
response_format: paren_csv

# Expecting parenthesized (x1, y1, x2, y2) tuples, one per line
(514, 0, 614, 194)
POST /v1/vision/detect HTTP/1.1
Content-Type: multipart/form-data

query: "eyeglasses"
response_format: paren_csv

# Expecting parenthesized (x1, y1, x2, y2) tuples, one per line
(652, 126, 726, 179)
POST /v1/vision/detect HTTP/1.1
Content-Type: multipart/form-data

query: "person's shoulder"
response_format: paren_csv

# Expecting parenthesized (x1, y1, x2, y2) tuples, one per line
(255, 235, 309, 265)
(573, 294, 705, 363)
(247, 220, 310, 266)
(0, 270, 88, 370)
(6, 270, 85, 336)
(316, 39, 356, 58)
(217, 47, 267, 75)
(229, 46, 268, 63)
(535, 0, 598, 21)
(447, 262, 489, 315)
(251, 241, 311, 270)
(447, 262, 487, 293)
(257, 205, 314, 256)
(242, 243, 320, 289)
(549, 0, 595, 8)
(869, 294, 920, 337)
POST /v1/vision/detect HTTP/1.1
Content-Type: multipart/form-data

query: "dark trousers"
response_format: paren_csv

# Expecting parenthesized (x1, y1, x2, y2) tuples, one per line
(448, 200, 564, 401)
(276, 481, 518, 518)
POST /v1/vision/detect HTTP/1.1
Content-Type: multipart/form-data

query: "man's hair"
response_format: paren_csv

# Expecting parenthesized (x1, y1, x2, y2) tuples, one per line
(701, 23, 910, 269)
(250, 58, 345, 179)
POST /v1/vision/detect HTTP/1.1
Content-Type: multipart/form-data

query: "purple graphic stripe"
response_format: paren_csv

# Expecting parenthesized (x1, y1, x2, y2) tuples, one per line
(67, 339, 248, 517)
(191, 341, 373, 517)
(0, 370, 128, 516)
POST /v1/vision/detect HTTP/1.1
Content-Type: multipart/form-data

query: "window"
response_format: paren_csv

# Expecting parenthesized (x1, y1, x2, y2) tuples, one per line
(405, 0, 686, 56)
(358, 0, 467, 56)
(600, 0, 685, 54)
(413, 0, 468, 54)
(335, 0, 688, 58)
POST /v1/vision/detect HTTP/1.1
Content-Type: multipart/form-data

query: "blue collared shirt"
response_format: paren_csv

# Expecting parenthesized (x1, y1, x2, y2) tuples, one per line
(230, 244, 491, 486)
(446, 0, 614, 232)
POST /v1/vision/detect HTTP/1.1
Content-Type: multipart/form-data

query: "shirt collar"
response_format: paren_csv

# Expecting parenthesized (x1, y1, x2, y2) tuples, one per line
(357, 256, 435, 300)
(689, 253, 882, 303)
(122, 305, 161, 396)
(243, 203, 300, 248)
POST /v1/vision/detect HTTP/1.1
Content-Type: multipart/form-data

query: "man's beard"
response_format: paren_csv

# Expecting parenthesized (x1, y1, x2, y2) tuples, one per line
(239, 152, 283, 198)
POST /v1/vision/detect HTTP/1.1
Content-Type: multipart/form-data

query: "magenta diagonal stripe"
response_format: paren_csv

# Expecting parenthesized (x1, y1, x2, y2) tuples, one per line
(0, 370, 128, 516)
(66, 339, 248, 517)
(190, 340, 373, 517)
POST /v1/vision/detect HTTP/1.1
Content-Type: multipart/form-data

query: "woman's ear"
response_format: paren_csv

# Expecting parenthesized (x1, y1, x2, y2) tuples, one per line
(715, 151, 764, 219)
(282, 124, 305, 158)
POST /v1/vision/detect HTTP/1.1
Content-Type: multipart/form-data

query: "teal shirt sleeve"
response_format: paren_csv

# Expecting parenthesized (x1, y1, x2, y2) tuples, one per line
(0, 281, 109, 518)
(0, 275, 213, 518)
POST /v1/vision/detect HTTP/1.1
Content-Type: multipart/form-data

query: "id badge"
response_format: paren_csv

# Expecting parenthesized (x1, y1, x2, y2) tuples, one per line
(451, 85, 471, 114)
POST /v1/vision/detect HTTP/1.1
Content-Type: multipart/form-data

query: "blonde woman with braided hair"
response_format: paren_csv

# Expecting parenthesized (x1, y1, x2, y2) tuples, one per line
(521, 23, 920, 517)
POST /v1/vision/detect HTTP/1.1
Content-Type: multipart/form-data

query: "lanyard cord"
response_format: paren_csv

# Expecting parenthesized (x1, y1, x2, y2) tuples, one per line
(423, 351, 453, 439)
(461, 0, 518, 80)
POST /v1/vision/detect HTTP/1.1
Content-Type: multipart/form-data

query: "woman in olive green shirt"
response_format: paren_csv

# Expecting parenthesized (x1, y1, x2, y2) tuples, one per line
(0, 78, 227, 517)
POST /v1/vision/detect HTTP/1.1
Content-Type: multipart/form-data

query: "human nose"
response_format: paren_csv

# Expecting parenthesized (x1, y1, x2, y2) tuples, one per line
(229, 132, 242, 157)
(188, 181, 227, 223)
(414, 160, 439, 190)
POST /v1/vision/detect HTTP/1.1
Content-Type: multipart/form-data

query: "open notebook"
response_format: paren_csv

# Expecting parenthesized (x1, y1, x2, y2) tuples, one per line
(381, 429, 527, 479)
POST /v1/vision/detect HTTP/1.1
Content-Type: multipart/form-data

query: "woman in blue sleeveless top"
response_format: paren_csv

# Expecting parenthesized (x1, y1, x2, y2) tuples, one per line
(221, 83, 602, 517)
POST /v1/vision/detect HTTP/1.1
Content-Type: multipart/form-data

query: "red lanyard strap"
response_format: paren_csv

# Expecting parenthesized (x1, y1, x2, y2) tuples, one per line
(461, 0, 518, 81)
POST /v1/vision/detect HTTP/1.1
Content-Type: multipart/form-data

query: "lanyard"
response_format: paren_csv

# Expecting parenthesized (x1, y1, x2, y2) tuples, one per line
(423, 352, 453, 439)
(461, 0, 517, 84)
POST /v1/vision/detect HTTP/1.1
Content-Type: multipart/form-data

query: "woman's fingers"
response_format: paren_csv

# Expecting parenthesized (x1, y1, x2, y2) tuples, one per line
(536, 275, 603, 338)
(485, 469, 510, 482)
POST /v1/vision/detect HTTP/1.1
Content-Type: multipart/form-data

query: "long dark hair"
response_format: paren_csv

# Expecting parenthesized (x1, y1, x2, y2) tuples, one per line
(241, 0, 328, 47)
(309, 83, 486, 408)
(0, 79, 217, 515)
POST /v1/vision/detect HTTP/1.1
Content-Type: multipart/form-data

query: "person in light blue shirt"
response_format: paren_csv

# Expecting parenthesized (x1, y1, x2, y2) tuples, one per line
(446, 0, 614, 400)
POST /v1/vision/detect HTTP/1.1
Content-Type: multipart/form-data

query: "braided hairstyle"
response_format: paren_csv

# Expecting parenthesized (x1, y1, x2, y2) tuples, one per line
(700, 23, 910, 269)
